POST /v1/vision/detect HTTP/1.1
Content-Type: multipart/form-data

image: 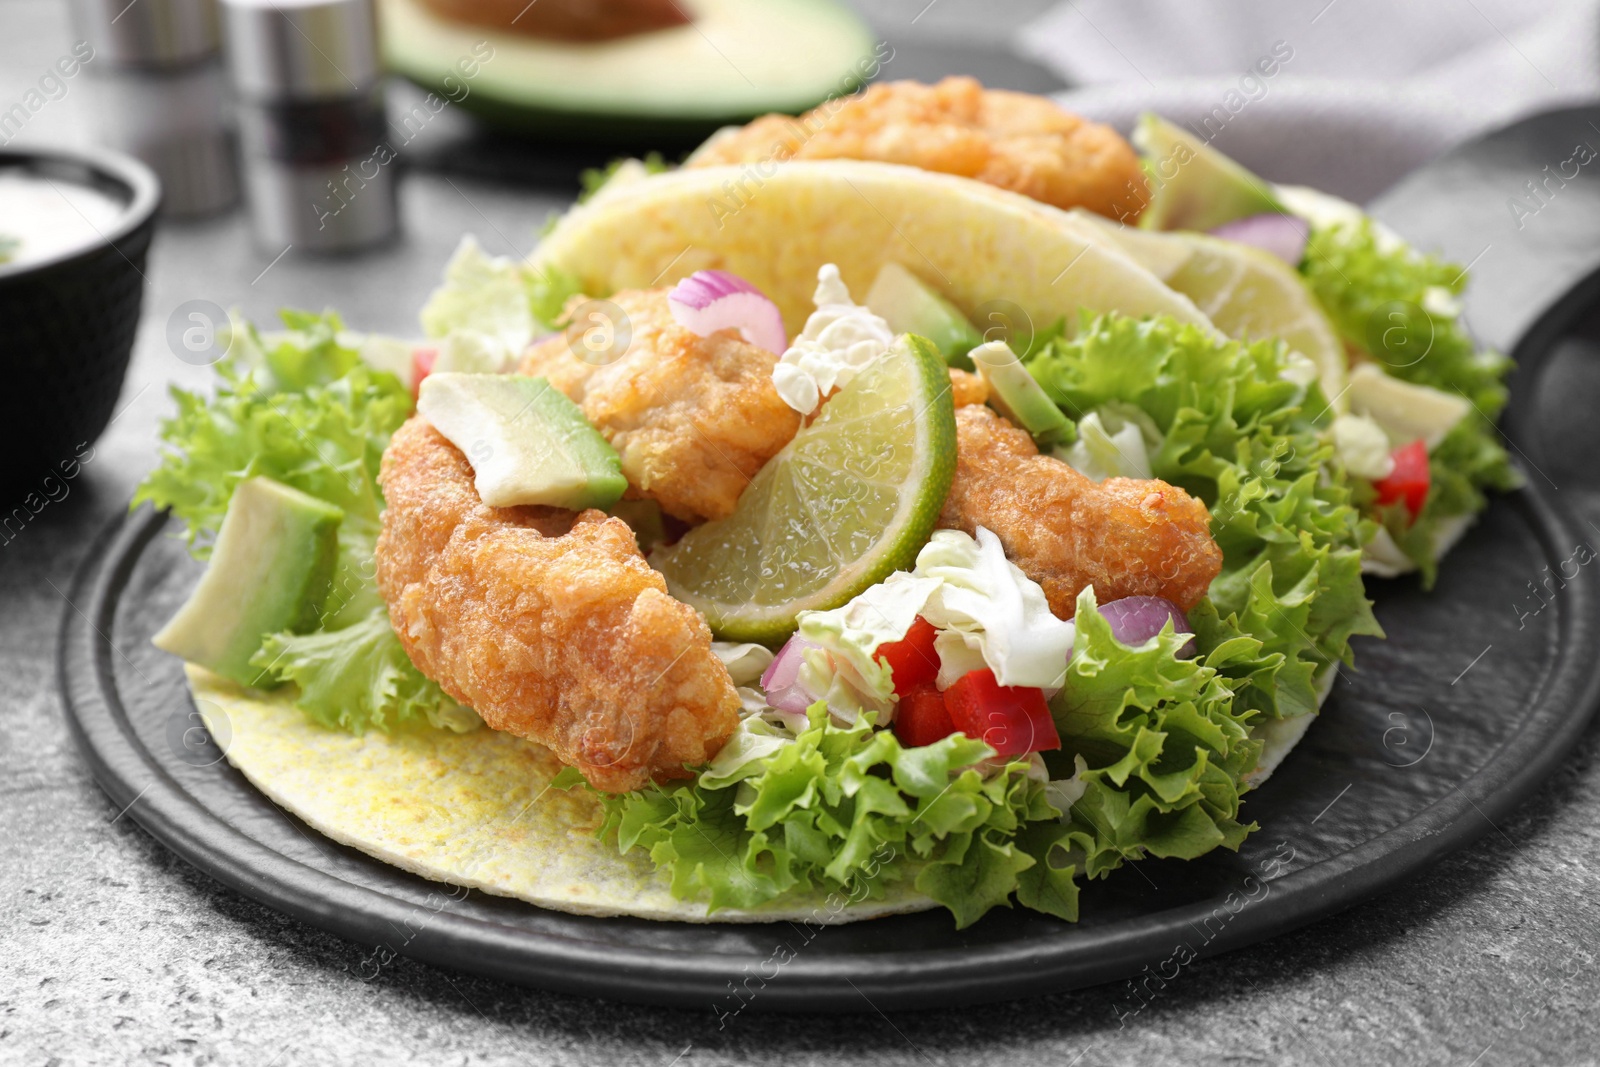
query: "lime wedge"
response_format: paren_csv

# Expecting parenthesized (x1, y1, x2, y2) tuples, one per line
(1160, 233, 1347, 410)
(651, 334, 956, 644)
(1132, 113, 1285, 232)
(1072, 208, 1347, 410)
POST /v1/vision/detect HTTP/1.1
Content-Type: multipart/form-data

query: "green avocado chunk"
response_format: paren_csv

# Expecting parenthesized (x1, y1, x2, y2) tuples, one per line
(969, 340, 1074, 447)
(866, 262, 985, 371)
(153, 477, 343, 687)
(417, 372, 627, 511)
(1133, 113, 1286, 232)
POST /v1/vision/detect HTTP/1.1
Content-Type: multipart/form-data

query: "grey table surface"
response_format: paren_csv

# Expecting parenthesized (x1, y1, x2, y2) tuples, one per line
(5, 1, 1600, 1064)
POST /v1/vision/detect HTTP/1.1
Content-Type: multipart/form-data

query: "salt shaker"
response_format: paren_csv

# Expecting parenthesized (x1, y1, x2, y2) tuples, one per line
(219, 0, 397, 252)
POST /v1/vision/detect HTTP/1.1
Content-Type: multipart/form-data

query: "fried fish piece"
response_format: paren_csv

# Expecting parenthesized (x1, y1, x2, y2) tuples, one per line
(375, 416, 740, 793)
(939, 405, 1221, 618)
(686, 76, 1148, 220)
(521, 288, 801, 524)
(949, 367, 988, 407)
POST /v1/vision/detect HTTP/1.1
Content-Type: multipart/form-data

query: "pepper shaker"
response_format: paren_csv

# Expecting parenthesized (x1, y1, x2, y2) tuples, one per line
(70, 0, 240, 217)
(219, 0, 397, 251)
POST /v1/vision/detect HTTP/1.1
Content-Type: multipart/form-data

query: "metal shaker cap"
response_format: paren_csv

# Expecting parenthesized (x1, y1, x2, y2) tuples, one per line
(69, 0, 221, 69)
(219, 0, 381, 101)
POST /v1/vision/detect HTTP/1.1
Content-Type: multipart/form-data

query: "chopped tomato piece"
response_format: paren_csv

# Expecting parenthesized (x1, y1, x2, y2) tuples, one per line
(410, 345, 439, 398)
(876, 615, 940, 697)
(943, 668, 1061, 757)
(892, 681, 957, 748)
(1374, 439, 1430, 522)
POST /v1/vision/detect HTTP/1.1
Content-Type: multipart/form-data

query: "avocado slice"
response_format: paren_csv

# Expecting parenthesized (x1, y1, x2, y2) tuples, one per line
(153, 477, 343, 687)
(417, 372, 627, 510)
(379, 0, 878, 142)
(865, 263, 985, 371)
(968, 340, 1074, 447)
(1133, 113, 1286, 232)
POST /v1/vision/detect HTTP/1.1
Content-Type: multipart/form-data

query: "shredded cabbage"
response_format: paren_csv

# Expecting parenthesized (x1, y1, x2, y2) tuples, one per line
(1055, 407, 1155, 480)
(793, 527, 1075, 716)
(914, 529, 1076, 690)
(1331, 413, 1395, 480)
(796, 572, 941, 721)
(418, 235, 585, 380)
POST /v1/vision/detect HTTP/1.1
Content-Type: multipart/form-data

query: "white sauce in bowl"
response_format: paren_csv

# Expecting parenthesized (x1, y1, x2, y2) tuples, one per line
(0, 171, 125, 269)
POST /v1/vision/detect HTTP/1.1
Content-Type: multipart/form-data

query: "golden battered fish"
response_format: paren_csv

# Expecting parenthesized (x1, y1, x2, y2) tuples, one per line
(521, 288, 801, 524)
(949, 367, 988, 408)
(687, 77, 1149, 220)
(375, 417, 740, 793)
(939, 405, 1221, 618)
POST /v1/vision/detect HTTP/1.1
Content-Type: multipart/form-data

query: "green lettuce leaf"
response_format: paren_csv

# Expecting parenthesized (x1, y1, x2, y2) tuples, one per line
(578, 152, 669, 203)
(135, 309, 465, 733)
(220, 309, 365, 394)
(1018, 586, 1260, 917)
(1300, 220, 1511, 418)
(422, 234, 584, 341)
(250, 608, 478, 734)
(421, 236, 536, 351)
(527, 262, 586, 333)
(1024, 313, 1382, 720)
(591, 704, 1056, 929)
(1300, 220, 1516, 581)
(133, 322, 407, 555)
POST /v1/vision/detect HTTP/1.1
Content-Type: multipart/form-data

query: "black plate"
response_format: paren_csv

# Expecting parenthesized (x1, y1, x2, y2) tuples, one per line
(60, 106, 1600, 1012)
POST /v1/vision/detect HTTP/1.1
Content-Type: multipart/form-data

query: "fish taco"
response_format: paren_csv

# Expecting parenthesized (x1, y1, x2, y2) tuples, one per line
(138, 81, 1511, 927)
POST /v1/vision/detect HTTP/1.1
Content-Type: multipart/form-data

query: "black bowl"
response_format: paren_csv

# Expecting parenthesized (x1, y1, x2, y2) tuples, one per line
(0, 145, 160, 501)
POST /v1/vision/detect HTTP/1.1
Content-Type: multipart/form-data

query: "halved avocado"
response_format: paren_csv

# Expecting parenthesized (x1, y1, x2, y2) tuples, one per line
(380, 0, 879, 142)
(153, 477, 343, 687)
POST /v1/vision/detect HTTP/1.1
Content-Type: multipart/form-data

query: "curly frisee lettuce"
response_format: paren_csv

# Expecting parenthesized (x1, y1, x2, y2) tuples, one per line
(1300, 219, 1520, 583)
(1025, 312, 1382, 721)
(135, 309, 474, 735)
(580, 312, 1376, 926)
(579, 705, 1055, 929)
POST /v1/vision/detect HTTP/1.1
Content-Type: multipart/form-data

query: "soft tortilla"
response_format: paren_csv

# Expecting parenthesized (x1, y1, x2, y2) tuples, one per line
(189, 666, 934, 923)
(533, 159, 1217, 339)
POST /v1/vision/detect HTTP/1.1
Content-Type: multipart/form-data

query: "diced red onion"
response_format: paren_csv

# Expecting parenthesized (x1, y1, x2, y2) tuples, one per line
(760, 634, 822, 713)
(1209, 214, 1310, 266)
(668, 270, 788, 354)
(1097, 596, 1196, 658)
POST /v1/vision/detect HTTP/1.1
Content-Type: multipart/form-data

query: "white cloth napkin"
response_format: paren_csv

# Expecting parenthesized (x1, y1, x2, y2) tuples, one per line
(1016, 0, 1600, 200)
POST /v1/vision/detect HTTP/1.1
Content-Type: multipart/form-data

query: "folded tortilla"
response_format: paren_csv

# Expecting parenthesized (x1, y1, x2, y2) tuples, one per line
(192, 667, 932, 922)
